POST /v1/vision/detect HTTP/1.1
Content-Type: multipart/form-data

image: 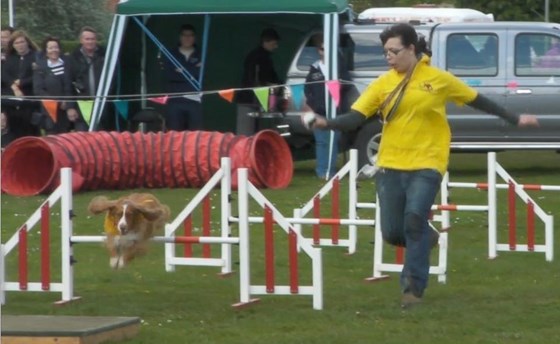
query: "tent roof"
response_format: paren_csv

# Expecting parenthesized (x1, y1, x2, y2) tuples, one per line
(116, 0, 349, 15)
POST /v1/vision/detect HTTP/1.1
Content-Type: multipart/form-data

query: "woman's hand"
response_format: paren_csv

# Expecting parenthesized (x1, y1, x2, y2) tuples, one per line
(11, 84, 23, 97)
(518, 114, 539, 127)
(301, 112, 327, 130)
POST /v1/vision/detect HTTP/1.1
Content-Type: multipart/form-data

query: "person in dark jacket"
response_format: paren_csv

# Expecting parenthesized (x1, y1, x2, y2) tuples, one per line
(1, 111, 16, 150)
(1, 30, 40, 138)
(66, 26, 107, 129)
(236, 28, 281, 135)
(67, 26, 105, 98)
(304, 34, 357, 179)
(33, 36, 88, 134)
(1, 25, 14, 62)
(162, 24, 203, 131)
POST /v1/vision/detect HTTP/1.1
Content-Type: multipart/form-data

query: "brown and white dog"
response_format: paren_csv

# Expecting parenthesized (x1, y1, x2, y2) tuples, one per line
(88, 193, 171, 269)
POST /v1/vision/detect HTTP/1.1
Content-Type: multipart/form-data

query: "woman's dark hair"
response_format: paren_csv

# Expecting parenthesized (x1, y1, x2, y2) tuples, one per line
(380, 23, 431, 57)
(41, 36, 61, 53)
(261, 28, 280, 42)
(180, 24, 196, 34)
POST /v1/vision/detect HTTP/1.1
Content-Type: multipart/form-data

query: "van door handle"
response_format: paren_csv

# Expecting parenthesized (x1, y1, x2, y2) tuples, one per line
(515, 89, 533, 95)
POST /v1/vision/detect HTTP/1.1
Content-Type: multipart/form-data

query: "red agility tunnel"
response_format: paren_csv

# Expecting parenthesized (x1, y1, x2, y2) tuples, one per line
(1, 130, 293, 196)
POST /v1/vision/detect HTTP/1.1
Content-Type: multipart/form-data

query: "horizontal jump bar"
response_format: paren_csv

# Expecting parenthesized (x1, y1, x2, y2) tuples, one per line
(70, 236, 240, 244)
(449, 182, 560, 191)
(229, 216, 376, 226)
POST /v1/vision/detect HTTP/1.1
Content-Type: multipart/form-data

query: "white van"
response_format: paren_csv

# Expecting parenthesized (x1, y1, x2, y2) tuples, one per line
(357, 7, 494, 24)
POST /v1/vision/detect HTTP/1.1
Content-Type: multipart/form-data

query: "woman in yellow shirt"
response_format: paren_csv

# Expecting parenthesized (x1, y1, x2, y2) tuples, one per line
(307, 23, 538, 308)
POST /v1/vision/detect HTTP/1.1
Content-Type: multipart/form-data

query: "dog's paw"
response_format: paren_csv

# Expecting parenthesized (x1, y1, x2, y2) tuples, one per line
(110, 255, 126, 269)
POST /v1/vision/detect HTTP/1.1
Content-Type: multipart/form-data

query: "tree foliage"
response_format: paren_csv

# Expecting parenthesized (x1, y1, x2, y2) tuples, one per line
(1, 0, 558, 46)
(0, 0, 113, 43)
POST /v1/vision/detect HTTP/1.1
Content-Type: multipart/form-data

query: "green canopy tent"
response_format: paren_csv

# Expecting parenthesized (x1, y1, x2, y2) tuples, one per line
(93, 0, 350, 140)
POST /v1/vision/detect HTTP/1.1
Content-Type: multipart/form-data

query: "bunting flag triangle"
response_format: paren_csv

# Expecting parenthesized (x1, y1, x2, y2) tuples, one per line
(42, 99, 58, 123)
(149, 95, 169, 105)
(326, 80, 341, 107)
(114, 100, 129, 120)
(290, 84, 305, 110)
(218, 89, 235, 103)
(77, 100, 94, 125)
(254, 87, 269, 111)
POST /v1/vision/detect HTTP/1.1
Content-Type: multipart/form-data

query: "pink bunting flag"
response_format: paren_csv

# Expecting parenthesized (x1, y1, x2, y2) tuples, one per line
(326, 80, 341, 107)
(149, 95, 169, 105)
(218, 89, 235, 103)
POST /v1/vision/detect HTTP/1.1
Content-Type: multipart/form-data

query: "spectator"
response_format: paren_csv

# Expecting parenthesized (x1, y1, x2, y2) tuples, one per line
(308, 23, 538, 308)
(1, 30, 40, 138)
(1, 26, 15, 104)
(236, 28, 281, 135)
(162, 24, 203, 131)
(34, 36, 88, 134)
(304, 34, 354, 179)
(1, 25, 14, 62)
(67, 26, 107, 129)
(1, 111, 16, 150)
(536, 37, 560, 68)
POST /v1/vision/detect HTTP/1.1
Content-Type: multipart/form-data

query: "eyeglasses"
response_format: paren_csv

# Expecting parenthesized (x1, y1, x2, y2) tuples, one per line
(383, 47, 406, 57)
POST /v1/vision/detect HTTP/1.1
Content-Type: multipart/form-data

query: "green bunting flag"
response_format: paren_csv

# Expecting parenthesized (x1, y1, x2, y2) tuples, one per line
(253, 87, 269, 111)
(77, 100, 94, 125)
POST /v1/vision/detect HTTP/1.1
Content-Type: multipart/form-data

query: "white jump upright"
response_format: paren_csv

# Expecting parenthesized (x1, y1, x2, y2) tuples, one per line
(1, 168, 80, 304)
(365, 194, 449, 284)
(164, 157, 234, 274)
(235, 169, 324, 310)
(293, 149, 362, 254)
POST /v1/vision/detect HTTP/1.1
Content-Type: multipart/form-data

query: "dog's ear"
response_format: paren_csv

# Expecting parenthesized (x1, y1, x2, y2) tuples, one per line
(130, 202, 169, 222)
(135, 206, 164, 222)
(88, 196, 118, 215)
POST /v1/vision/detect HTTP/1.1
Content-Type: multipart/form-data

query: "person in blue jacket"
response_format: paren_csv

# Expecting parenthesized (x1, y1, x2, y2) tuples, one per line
(304, 34, 357, 179)
(163, 24, 203, 131)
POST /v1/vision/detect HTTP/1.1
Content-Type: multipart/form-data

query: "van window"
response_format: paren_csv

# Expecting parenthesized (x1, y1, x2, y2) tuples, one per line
(515, 33, 560, 76)
(295, 32, 388, 73)
(346, 32, 386, 72)
(446, 33, 497, 76)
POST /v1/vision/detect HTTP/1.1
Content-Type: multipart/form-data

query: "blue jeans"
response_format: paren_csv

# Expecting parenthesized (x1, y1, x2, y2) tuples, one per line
(313, 129, 339, 178)
(165, 99, 203, 131)
(375, 168, 442, 297)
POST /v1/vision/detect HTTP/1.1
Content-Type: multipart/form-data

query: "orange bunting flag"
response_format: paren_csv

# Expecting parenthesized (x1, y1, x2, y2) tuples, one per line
(42, 99, 58, 123)
(326, 80, 341, 107)
(149, 95, 169, 105)
(218, 89, 235, 103)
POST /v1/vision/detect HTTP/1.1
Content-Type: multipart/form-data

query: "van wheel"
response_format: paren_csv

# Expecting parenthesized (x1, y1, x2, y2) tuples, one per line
(353, 120, 382, 168)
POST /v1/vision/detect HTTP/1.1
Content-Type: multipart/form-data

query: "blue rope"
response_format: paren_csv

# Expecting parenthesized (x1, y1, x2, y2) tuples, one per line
(114, 59, 121, 131)
(198, 14, 210, 86)
(132, 17, 201, 91)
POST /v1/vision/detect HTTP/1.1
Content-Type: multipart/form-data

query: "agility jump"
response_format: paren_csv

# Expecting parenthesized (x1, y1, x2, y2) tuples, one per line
(1, 161, 325, 309)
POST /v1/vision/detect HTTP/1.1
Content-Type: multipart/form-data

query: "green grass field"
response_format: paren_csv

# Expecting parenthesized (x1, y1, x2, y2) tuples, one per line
(2, 151, 560, 344)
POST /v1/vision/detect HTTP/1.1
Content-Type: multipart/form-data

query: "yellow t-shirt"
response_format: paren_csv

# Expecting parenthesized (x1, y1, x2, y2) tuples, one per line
(352, 55, 477, 175)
